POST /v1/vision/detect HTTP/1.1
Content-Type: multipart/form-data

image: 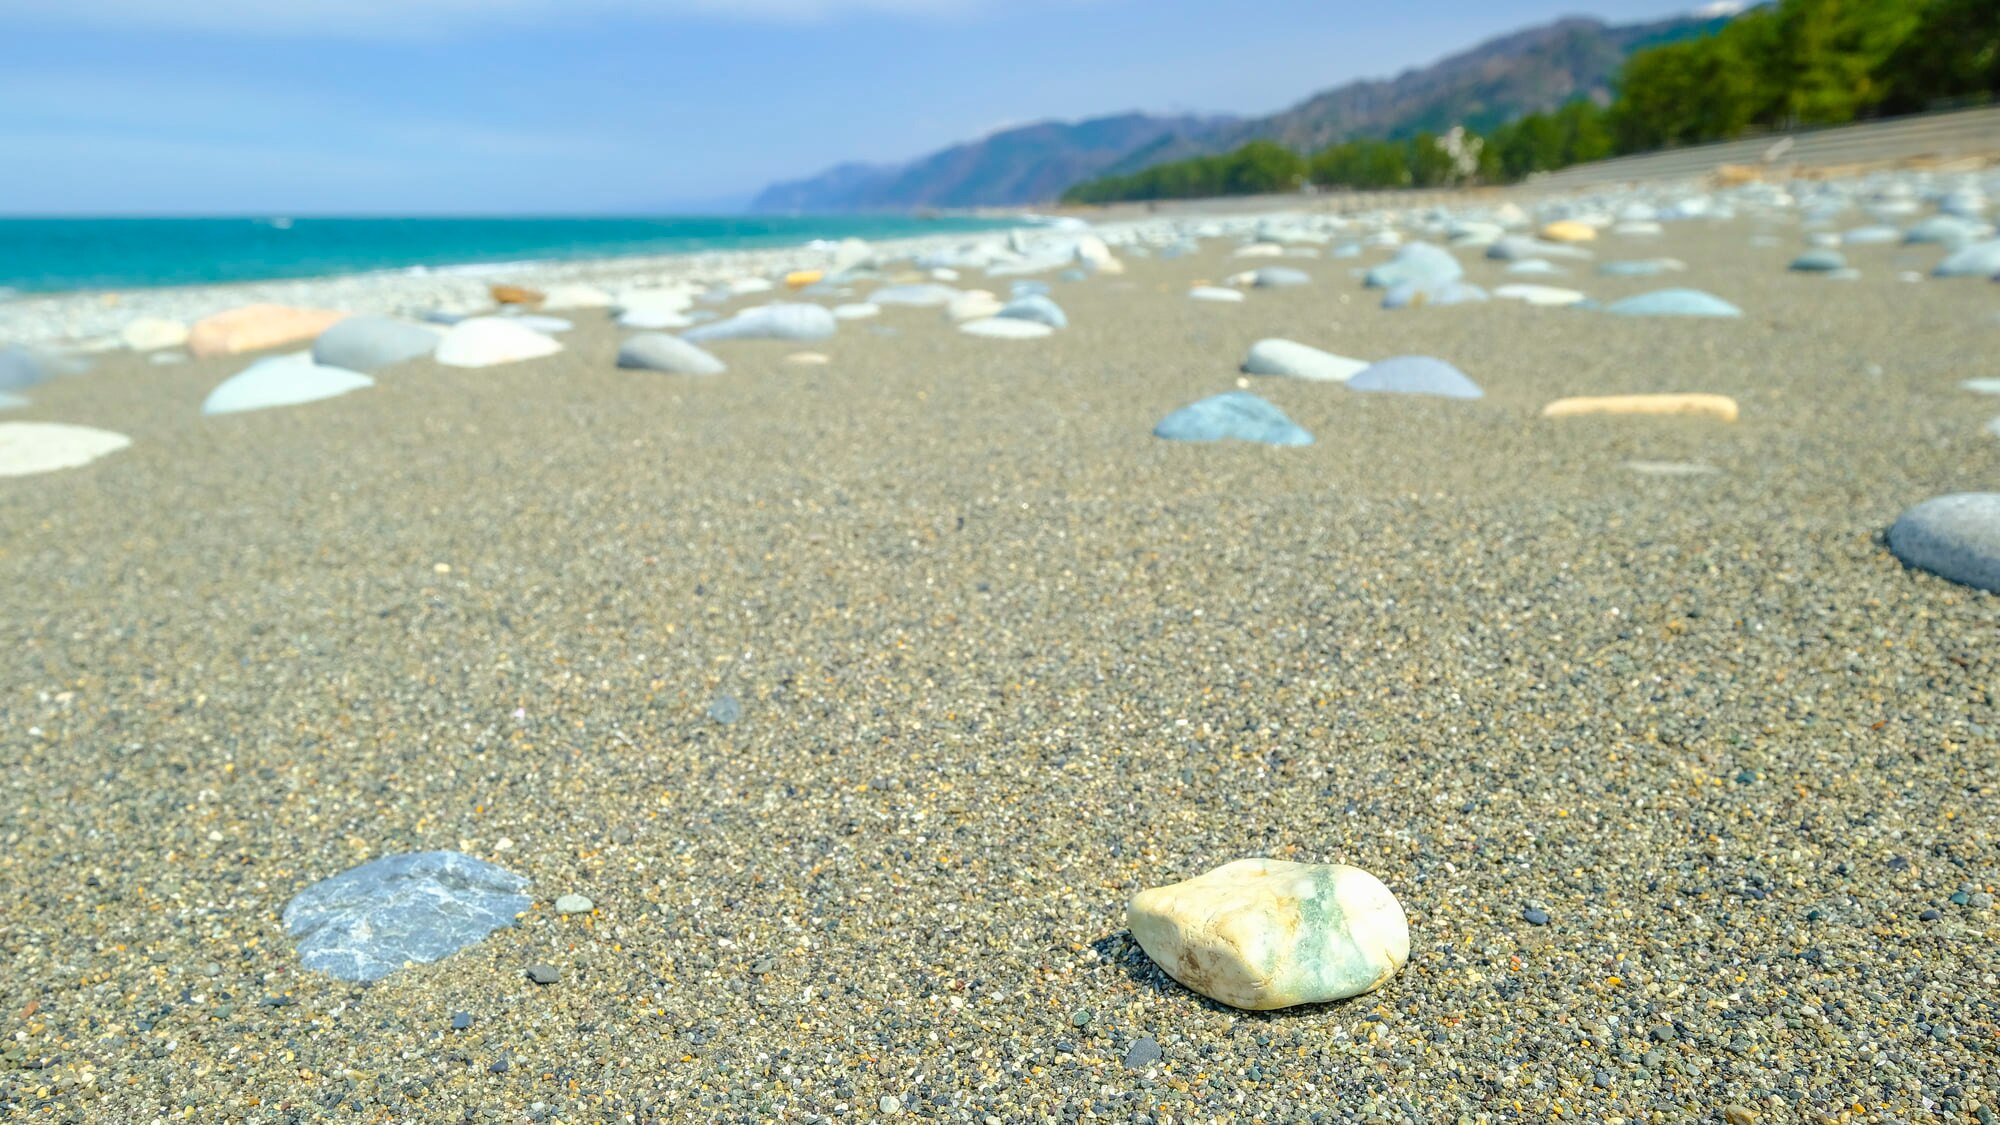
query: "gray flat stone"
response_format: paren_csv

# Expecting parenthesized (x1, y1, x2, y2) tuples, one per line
(282, 851, 532, 983)
(1887, 493, 2000, 593)
(311, 315, 440, 371)
(617, 333, 726, 375)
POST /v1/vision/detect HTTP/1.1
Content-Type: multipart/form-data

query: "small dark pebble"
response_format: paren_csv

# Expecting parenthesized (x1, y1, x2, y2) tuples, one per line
(1122, 1037, 1162, 1070)
(1919, 909, 1941, 922)
(451, 1012, 472, 1031)
(260, 995, 291, 1009)
(525, 964, 561, 985)
(1949, 891, 1970, 906)
(1523, 907, 1550, 926)
(489, 1057, 510, 1074)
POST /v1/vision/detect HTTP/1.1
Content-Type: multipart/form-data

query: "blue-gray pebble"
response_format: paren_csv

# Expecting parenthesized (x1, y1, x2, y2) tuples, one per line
(1153, 392, 1313, 446)
(282, 851, 532, 983)
(1347, 356, 1484, 399)
(1887, 493, 2000, 593)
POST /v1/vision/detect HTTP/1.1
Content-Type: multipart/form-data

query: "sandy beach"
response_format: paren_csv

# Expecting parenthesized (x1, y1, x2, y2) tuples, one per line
(2, 193, 1998, 1124)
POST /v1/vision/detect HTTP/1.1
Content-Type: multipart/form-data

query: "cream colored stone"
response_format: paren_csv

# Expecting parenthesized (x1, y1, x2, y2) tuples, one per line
(1127, 859, 1408, 1011)
(1540, 219, 1598, 243)
(188, 305, 345, 357)
(120, 317, 189, 352)
(1541, 393, 1738, 422)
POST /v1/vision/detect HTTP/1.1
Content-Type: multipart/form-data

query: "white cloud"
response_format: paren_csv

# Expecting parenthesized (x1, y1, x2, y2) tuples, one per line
(0, 0, 980, 37)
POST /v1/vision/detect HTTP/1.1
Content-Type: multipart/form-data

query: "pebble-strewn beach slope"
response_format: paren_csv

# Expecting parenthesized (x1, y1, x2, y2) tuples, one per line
(1, 179, 1997, 1124)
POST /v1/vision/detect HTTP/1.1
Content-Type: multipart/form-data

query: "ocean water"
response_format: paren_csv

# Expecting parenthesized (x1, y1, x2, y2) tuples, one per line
(0, 215, 1017, 295)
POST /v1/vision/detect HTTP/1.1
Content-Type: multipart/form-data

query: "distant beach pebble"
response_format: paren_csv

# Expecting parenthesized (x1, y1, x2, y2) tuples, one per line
(0, 422, 133, 477)
(434, 317, 565, 368)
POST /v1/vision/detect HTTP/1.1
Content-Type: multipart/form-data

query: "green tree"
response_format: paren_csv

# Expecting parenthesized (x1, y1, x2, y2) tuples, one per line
(1878, 0, 2000, 111)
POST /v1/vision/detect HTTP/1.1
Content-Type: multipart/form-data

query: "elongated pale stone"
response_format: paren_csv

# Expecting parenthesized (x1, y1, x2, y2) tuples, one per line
(1127, 859, 1408, 1010)
(1541, 394, 1739, 422)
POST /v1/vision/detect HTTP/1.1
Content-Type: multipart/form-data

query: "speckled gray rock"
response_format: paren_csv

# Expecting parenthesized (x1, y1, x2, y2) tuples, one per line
(282, 851, 532, 983)
(1887, 493, 2000, 593)
(682, 304, 837, 343)
(617, 333, 726, 376)
(311, 316, 441, 372)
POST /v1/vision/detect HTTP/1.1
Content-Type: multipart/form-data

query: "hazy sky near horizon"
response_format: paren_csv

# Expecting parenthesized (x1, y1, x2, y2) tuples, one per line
(3, 0, 1703, 214)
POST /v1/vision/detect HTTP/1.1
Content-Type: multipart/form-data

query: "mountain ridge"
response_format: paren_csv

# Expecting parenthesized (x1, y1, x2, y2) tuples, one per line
(749, 10, 1732, 213)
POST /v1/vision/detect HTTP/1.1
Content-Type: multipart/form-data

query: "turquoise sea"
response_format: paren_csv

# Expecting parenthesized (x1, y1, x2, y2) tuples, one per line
(0, 215, 1017, 295)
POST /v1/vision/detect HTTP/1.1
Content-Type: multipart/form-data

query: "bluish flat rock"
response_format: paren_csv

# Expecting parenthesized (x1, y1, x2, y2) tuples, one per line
(1009, 280, 1052, 299)
(1905, 215, 1985, 246)
(1604, 289, 1742, 318)
(1933, 239, 2000, 279)
(0, 346, 86, 392)
(1382, 280, 1488, 309)
(312, 315, 441, 372)
(202, 355, 374, 415)
(1251, 267, 1312, 288)
(996, 295, 1067, 328)
(868, 284, 958, 307)
(1842, 225, 1901, 245)
(1364, 242, 1462, 289)
(1789, 248, 1847, 272)
(283, 851, 533, 983)
(1347, 356, 1483, 399)
(1887, 493, 2000, 593)
(1506, 259, 1563, 276)
(1597, 259, 1677, 277)
(617, 333, 726, 375)
(1153, 392, 1312, 446)
(682, 303, 837, 343)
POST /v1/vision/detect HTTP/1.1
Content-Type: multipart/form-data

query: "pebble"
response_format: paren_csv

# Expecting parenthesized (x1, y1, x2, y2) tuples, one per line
(281, 851, 532, 982)
(1152, 392, 1312, 446)
(554, 894, 594, 915)
(1188, 286, 1246, 302)
(1347, 355, 1484, 399)
(1887, 493, 2000, 592)
(1541, 393, 1738, 421)
(1250, 267, 1312, 288)
(311, 315, 441, 371)
(616, 333, 727, 376)
(1493, 283, 1586, 307)
(1242, 338, 1367, 383)
(1790, 248, 1847, 272)
(119, 316, 188, 352)
(1364, 242, 1463, 289)
(958, 318, 1053, 340)
(525, 964, 561, 985)
(707, 694, 743, 724)
(1127, 859, 1408, 1010)
(188, 304, 345, 358)
(433, 317, 564, 368)
(1933, 238, 2000, 278)
(879, 1095, 902, 1115)
(1604, 288, 1743, 317)
(995, 295, 1067, 328)
(682, 303, 837, 343)
(1122, 1037, 1162, 1069)
(451, 1012, 472, 1031)
(0, 422, 133, 478)
(201, 354, 374, 416)
(1523, 907, 1551, 926)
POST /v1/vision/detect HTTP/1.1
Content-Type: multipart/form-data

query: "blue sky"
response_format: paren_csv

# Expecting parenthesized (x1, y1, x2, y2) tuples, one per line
(1, 0, 1703, 214)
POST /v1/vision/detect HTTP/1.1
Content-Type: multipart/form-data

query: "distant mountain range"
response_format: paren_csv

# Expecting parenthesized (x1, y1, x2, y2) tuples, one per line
(748, 11, 1734, 213)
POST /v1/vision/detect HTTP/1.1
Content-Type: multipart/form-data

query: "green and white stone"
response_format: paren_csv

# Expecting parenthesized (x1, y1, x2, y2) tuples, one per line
(1127, 859, 1408, 1011)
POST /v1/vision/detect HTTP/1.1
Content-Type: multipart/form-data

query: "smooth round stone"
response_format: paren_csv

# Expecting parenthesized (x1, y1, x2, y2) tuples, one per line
(870, 284, 958, 308)
(1843, 225, 1901, 246)
(312, 315, 440, 371)
(435, 318, 563, 367)
(1605, 289, 1742, 317)
(554, 894, 593, 915)
(1242, 338, 1366, 383)
(0, 422, 132, 477)
(1364, 242, 1463, 289)
(1231, 242, 1285, 258)
(1127, 859, 1408, 1011)
(1540, 219, 1597, 243)
(189, 305, 346, 358)
(1505, 259, 1563, 276)
(539, 283, 613, 310)
(1009, 280, 1051, 299)
(1790, 248, 1847, 272)
(785, 351, 830, 365)
(1961, 378, 2000, 395)
(1188, 286, 1246, 303)
(1541, 393, 1738, 421)
(1488, 236, 1591, 262)
(1347, 355, 1483, 399)
(1905, 215, 1986, 246)
(1494, 283, 1586, 307)
(203, 354, 374, 415)
(683, 303, 837, 343)
(958, 317, 1052, 340)
(1153, 392, 1311, 446)
(995, 295, 1067, 328)
(1382, 279, 1488, 309)
(1328, 243, 1362, 259)
(946, 291, 1005, 322)
(1251, 267, 1312, 288)
(1933, 239, 2000, 278)
(617, 333, 726, 376)
(120, 317, 189, 352)
(282, 851, 532, 983)
(1887, 493, 2000, 593)
(831, 303, 880, 320)
(1597, 259, 1682, 277)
